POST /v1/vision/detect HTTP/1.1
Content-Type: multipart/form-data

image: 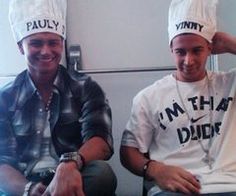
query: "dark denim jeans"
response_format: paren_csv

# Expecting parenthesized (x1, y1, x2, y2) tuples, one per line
(82, 160, 117, 196)
(0, 160, 117, 196)
(155, 192, 236, 196)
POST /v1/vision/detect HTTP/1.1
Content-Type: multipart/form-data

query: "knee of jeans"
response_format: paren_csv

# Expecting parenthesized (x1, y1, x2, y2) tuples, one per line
(87, 160, 117, 186)
(82, 160, 117, 196)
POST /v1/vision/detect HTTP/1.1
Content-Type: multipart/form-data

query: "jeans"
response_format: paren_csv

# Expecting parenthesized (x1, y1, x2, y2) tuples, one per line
(82, 160, 117, 196)
(155, 192, 236, 196)
(0, 160, 117, 196)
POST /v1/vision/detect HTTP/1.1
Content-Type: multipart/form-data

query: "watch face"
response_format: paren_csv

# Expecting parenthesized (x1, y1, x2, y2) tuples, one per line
(59, 152, 83, 170)
(60, 152, 76, 161)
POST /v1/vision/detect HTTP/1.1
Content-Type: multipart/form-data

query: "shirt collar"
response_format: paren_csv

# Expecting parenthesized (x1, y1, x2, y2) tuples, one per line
(53, 65, 67, 93)
(25, 65, 67, 95)
(10, 65, 68, 111)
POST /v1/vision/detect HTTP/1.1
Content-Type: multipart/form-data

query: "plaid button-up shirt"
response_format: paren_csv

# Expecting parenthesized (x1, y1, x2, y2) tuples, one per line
(0, 65, 113, 173)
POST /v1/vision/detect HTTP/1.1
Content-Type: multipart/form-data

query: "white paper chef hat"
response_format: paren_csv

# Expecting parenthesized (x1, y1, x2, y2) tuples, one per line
(9, 0, 67, 43)
(168, 0, 218, 44)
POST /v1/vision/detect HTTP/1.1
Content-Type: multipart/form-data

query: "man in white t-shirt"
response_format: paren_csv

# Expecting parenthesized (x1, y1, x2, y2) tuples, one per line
(120, 0, 236, 195)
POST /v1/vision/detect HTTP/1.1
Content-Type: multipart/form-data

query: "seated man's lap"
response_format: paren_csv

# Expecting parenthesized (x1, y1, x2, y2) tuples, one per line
(155, 192, 236, 196)
(81, 160, 117, 196)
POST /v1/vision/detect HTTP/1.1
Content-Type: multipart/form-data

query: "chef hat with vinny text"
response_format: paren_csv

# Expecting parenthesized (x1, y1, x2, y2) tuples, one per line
(168, 0, 218, 44)
(9, 0, 67, 43)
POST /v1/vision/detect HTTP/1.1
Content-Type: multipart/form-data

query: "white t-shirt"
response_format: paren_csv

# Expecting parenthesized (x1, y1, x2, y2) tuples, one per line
(121, 70, 236, 194)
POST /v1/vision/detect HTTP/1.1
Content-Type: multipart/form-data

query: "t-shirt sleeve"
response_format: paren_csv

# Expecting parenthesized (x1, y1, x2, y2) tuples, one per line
(121, 92, 157, 153)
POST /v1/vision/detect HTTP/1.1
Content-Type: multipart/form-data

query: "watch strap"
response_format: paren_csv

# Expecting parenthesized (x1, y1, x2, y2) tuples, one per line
(22, 181, 34, 196)
(59, 152, 84, 170)
(143, 160, 154, 179)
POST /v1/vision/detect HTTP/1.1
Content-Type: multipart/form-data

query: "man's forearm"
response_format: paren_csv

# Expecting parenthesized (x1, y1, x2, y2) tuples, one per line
(78, 136, 112, 164)
(120, 146, 150, 177)
(212, 32, 236, 54)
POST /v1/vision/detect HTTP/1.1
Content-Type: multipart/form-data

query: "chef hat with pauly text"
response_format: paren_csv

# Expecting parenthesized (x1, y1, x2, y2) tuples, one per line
(168, 0, 218, 45)
(9, 0, 67, 43)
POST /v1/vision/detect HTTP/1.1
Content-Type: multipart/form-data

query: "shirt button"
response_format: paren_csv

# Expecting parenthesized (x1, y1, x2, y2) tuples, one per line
(37, 131, 40, 134)
(39, 108, 43, 112)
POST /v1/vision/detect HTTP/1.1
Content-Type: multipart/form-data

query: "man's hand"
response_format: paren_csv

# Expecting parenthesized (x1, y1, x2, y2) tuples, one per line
(147, 161, 201, 194)
(29, 182, 47, 196)
(42, 162, 85, 196)
(212, 32, 236, 54)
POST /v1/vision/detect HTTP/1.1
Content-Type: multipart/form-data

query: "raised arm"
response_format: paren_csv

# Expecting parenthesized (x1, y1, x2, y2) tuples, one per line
(211, 32, 236, 55)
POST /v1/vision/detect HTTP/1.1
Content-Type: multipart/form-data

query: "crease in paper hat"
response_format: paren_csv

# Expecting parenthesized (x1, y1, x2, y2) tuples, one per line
(168, 0, 218, 44)
(9, 0, 67, 42)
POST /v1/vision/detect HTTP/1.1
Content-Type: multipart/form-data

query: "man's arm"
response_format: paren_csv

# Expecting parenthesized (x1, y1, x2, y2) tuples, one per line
(42, 76, 113, 196)
(120, 146, 150, 176)
(79, 136, 112, 163)
(42, 137, 110, 196)
(212, 32, 236, 54)
(120, 145, 201, 194)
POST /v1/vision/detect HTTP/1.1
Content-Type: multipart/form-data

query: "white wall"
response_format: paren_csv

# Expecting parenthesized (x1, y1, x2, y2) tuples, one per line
(66, 0, 174, 70)
(90, 70, 173, 196)
(1, 1, 236, 76)
(0, 1, 26, 77)
(217, 0, 236, 71)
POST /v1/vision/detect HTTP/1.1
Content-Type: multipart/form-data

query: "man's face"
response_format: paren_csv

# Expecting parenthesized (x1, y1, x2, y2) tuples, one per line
(18, 32, 63, 76)
(171, 33, 212, 82)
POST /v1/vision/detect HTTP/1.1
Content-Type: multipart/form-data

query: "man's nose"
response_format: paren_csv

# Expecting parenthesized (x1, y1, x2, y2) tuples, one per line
(184, 53, 194, 65)
(40, 44, 51, 54)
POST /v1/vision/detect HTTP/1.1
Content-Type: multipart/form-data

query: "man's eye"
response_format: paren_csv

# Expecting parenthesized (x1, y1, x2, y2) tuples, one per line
(175, 50, 185, 56)
(49, 41, 60, 47)
(49, 42, 57, 47)
(194, 49, 202, 54)
(30, 42, 42, 47)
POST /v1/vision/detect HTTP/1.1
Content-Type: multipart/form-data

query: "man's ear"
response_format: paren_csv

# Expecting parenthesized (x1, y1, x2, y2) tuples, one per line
(17, 42, 24, 55)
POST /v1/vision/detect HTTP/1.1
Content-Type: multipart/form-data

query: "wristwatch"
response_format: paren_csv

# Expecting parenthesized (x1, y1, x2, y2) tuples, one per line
(22, 181, 34, 196)
(59, 152, 84, 170)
